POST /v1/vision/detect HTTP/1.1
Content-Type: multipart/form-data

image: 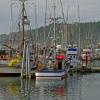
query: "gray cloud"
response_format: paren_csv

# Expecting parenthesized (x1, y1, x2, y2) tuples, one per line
(0, 0, 100, 34)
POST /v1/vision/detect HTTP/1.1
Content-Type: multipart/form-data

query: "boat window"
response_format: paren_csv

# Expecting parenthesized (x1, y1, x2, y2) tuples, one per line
(73, 55, 76, 58)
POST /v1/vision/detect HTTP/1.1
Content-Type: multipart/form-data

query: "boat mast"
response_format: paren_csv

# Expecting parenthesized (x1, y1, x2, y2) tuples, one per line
(8, 0, 13, 57)
(59, 0, 65, 48)
(22, 1, 25, 49)
(78, 4, 81, 54)
(19, 0, 27, 52)
(43, 0, 47, 65)
(53, 2, 56, 58)
(66, 5, 69, 47)
(10, 0, 13, 47)
(34, 0, 39, 67)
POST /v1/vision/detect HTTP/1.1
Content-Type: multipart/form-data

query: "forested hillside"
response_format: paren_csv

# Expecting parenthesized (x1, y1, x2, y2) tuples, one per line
(0, 21, 100, 49)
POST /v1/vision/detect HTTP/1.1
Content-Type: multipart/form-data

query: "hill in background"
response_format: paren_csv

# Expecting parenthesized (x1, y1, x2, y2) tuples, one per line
(0, 21, 100, 49)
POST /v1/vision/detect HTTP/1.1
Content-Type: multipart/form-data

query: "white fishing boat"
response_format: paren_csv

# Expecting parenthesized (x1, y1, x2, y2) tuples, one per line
(36, 69, 67, 77)
(35, 1, 67, 78)
(66, 44, 79, 68)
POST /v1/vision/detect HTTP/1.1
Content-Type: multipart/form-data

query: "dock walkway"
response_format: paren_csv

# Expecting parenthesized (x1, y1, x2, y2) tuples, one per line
(74, 67, 100, 73)
(0, 66, 36, 77)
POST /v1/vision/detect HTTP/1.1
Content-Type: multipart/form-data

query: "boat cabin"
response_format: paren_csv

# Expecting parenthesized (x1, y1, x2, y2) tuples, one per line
(0, 50, 9, 60)
(66, 47, 78, 59)
(81, 49, 93, 61)
(66, 46, 78, 68)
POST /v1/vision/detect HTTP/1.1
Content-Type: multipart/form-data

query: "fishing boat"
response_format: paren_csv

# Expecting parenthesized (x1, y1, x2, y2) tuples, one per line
(35, 53, 67, 78)
(0, 0, 36, 76)
(94, 48, 100, 60)
(66, 44, 80, 69)
(0, 49, 9, 66)
(81, 26, 94, 61)
(81, 48, 93, 61)
(36, 69, 67, 78)
(66, 44, 78, 59)
(94, 43, 100, 60)
(35, 1, 67, 78)
(65, 6, 81, 69)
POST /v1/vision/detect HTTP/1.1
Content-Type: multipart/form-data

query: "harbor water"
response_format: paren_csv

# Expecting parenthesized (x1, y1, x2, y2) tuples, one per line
(0, 61, 100, 100)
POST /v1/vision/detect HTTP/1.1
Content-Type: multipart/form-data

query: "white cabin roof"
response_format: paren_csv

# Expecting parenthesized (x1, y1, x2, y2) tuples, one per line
(83, 49, 92, 52)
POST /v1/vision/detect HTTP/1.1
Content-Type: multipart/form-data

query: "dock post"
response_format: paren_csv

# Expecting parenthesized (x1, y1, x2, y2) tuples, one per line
(20, 78, 31, 99)
(26, 43, 31, 78)
(26, 44, 28, 78)
(27, 44, 31, 78)
(21, 40, 31, 78)
(21, 41, 26, 78)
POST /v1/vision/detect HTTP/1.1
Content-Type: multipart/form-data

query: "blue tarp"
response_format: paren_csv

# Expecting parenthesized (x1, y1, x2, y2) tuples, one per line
(67, 48, 77, 51)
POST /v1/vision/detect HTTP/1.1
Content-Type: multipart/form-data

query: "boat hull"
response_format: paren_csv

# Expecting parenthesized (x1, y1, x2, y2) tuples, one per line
(35, 69, 67, 78)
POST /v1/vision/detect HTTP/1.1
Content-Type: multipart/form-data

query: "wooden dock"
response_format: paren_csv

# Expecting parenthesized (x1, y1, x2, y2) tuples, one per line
(0, 66, 36, 77)
(68, 67, 100, 74)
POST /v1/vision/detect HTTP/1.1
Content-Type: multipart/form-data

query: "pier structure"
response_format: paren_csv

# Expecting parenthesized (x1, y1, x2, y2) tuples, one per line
(68, 60, 100, 74)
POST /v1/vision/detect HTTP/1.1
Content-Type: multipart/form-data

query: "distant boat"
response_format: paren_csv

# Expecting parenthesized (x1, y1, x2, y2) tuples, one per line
(81, 48, 93, 61)
(0, 0, 35, 77)
(66, 44, 80, 69)
(94, 48, 100, 59)
(94, 43, 100, 60)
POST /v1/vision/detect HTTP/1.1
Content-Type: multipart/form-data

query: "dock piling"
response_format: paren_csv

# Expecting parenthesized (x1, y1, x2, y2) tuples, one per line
(21, 40, 31, 78)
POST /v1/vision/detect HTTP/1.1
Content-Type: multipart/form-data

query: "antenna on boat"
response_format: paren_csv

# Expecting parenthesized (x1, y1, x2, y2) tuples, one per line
(34, 0, 39, 68)
(66, 5, 69, 46)
(53, 2, 56, 58)
(53, 3, 56, 51)
(77, 3, 81, 54)
(59, 0, 66, 48)
(8, 0, 13, 58)
(10, 0, 13, 47)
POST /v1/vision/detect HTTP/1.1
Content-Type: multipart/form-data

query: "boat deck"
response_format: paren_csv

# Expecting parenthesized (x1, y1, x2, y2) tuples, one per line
(37, 69, 66, 73)
(69, 67, 100, 73)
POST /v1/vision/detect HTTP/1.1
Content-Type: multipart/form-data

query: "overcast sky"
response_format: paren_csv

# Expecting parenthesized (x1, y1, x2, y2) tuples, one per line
(0, 0, 100, 34)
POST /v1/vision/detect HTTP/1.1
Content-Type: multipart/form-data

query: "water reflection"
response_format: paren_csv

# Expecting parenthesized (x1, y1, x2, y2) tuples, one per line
(0, 77, 20, 100)
(0, 65, 100, 100)
(20, 79, 31, 100)
(0, 76, 80, 100)
(35, 78, 67, 100)
(67, 74, 82, 100)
